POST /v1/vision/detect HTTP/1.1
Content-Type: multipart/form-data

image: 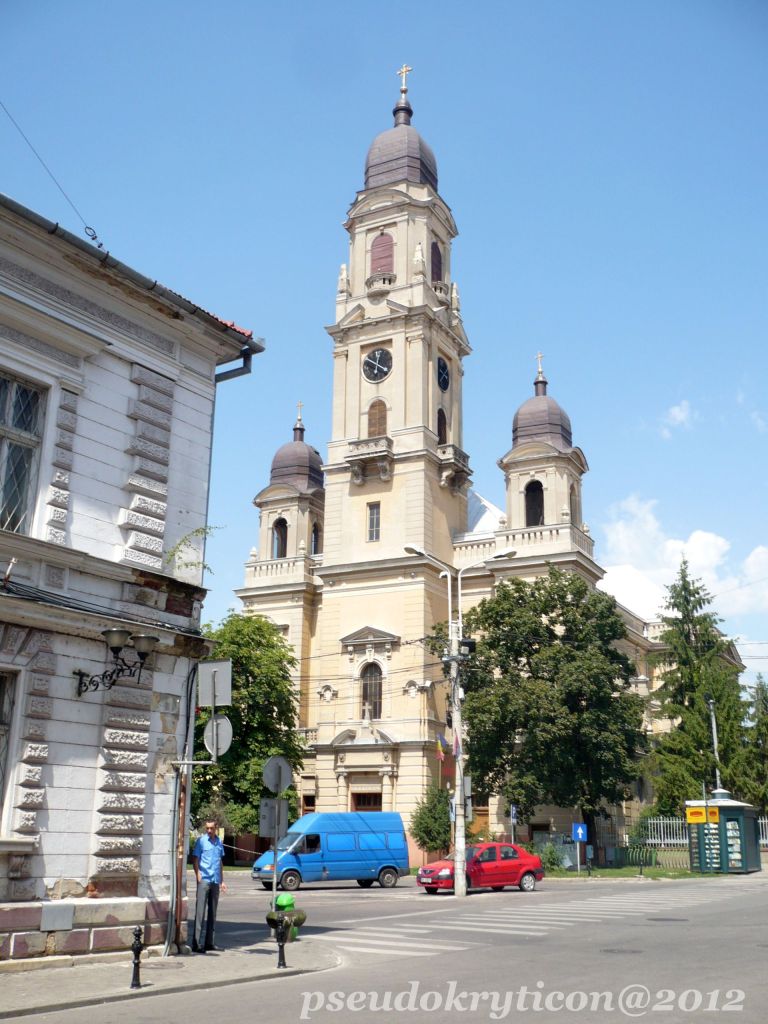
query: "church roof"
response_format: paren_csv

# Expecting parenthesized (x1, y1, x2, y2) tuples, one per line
(512, 366, 573, 452)
(364, 84, 438, 191)
(269, 414, 324, 492)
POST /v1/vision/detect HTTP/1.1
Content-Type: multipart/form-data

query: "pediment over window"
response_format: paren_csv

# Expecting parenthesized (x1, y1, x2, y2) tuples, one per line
(331, 726, 397, 746)
(340, 626, 400, 661)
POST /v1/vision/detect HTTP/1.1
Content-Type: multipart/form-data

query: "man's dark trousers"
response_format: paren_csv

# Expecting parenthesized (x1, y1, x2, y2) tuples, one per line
(194, 880, 220, 949)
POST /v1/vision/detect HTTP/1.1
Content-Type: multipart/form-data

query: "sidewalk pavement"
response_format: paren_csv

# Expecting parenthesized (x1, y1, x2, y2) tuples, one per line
(0, 937, 341, 1020)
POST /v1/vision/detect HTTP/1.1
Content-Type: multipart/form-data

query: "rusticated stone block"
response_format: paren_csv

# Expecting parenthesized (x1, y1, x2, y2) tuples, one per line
(128, 399, 172, 430)
(125, 530, 163, 555)
(144, 898, 171, 923)
(23, 721, 46, 741)
(25, 696, 52, 719)
(59, 390, 78, 412)
(0, 905, 42, 930)
(135, 420, 170, 448)
(16, 789, 44, 809)
(93, 855, 141, 874)
(100, 771, 146, 792)
(21, 743, 49, 763)
(47, 527, 66, 545)
(48, 486, 70, 509)
(103, 729, 149, 750)
(53, 446, 73, 470)
(19, 765, 43, 786)
(29, 675, 51, 695)
(136, 383, 174, 412)
(102, 749, 148, 770)
(126, 437, 169, 466)
(52, 928, 90, 954)
(99, 793, 145, 813)
(90, 926, 137, 951)
(121, 547, 163, 570)
(96, 836, 143, 855)
(131, 365, 174, 396)
(105, 687, 153, 712)
(142, 922, 166, 945)
(11, 930, 47, 958)
(56, 408, 77, 431)
(130, 456, 168, 483)
(104, 708, 150, 729)
(28, 651, 56, 675)
(126, 473, 168, 498)
(97, 814, 144, 835)
(47, 506, 67, 525)
(14, 811, 39, 833)
(130, 494, 167, 519)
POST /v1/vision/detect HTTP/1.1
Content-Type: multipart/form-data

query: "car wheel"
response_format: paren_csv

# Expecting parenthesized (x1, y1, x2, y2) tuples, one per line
(356, 879, 375, 888)
(261, 882, 272, 890)
(519, 872, 536, 892)
(491, 886, 505, 892)
(424, 887, 438, 895)
(280, 870, 301, 891)
(378, 867, 399, 888)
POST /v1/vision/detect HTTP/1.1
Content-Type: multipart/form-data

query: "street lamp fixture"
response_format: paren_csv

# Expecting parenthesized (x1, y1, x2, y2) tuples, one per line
(405, 543, 516, 898)
(74, 629, 159, 696)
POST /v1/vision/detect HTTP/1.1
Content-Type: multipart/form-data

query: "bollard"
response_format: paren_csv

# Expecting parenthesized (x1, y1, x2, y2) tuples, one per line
(274, 911, 289, 968)
(130, 925, 144, 989)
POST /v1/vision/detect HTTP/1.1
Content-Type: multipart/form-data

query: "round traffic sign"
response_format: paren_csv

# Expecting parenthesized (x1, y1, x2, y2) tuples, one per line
(203, 714, 233, 757)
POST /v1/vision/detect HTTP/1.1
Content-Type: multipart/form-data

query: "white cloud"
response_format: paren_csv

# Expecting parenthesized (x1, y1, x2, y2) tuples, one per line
(659, 399, 694, 439)
(750, 410, 767, 434)
(597, 496, 768, 625)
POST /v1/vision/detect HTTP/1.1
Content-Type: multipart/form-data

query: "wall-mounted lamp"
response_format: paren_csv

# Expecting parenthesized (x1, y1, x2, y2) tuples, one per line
(74, 629, 159, 696)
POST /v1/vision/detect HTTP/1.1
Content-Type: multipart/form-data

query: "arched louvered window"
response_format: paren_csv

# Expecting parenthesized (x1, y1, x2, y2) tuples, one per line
(370, 233, 394, 274)
(368, 399, 387, 438)
(525, 481, 544, 527)
(361, 662, 383, 720)
(311, 522, 322, 555)
(430, 241, 443, 282)
(272, 517, 288, 559)
(437, 408, 447, 445)
(569, 484, 579, 526)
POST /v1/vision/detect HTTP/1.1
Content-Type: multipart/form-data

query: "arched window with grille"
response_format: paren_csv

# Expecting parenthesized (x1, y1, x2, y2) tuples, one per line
(272, 517, 288, 559)
(370, 233, 394, 275)
(368, 399, 387, 438)
(525, 481, 544, 527)
(430, 241, 443, 282)
(361, 662, 383, 720)
(437, 408, 447, 445)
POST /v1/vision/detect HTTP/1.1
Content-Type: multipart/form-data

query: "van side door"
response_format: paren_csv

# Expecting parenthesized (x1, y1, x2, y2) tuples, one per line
(293, 833, 323, 881)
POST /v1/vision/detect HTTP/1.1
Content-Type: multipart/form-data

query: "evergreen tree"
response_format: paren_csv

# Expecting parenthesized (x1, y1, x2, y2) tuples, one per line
(462, 567, 646, 842)
(191, 612, 304, 833)
(744, 674, 768, 813)
(410, 785, 452, 854)
(650, 560, 749, 813)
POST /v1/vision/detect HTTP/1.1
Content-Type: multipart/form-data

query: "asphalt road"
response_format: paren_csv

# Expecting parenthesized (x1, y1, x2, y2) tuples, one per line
(29, 872, 768, 1023)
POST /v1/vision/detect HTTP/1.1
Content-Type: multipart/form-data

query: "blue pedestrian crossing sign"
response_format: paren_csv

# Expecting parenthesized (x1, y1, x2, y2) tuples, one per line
(572, 823, 587, 842)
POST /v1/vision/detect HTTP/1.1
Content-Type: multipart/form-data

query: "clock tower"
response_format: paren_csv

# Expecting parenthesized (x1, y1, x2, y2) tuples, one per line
(323, 71, 472, 569)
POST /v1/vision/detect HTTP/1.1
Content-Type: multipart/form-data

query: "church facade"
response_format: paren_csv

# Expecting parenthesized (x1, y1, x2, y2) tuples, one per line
(237, 76, 657, 854)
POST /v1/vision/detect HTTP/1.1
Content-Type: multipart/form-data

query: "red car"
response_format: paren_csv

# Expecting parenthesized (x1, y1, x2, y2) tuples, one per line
(416, 841, 544, 894)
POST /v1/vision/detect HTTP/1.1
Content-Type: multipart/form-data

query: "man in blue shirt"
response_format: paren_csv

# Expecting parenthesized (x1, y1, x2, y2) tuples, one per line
(191, 819, 227, 952)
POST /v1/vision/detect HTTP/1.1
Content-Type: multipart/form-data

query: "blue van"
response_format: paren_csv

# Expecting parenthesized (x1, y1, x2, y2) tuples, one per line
(251, 812, 409, 891)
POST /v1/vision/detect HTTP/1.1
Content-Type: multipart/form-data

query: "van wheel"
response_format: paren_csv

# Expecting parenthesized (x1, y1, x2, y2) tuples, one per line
(356, 879, 375, 888)
(261, 882, 272, 890)
(280, 870, 301, 891)
(519, 872, 536, 892)
(378, 867, 398, 888)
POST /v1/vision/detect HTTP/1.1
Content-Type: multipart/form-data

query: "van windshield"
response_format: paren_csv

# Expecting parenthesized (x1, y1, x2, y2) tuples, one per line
(276, 832, 301, 851)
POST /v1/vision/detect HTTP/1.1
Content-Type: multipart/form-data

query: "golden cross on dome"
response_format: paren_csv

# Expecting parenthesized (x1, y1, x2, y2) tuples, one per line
(536, 352, 544, 375)
(296, 400, 303, 422)
(397, 64, 413, 92)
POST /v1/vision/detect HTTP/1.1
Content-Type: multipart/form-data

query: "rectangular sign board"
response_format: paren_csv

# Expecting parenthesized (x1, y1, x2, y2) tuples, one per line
(198, 660, 232, 707)
(259, 798, 289, 839)
(686, 806, 720, 824)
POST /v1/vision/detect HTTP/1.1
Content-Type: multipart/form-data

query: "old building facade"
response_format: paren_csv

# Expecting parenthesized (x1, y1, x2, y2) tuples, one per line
(0, 193, 258, 959)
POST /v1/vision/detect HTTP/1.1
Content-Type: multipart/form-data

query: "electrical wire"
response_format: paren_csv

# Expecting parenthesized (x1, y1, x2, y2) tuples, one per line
(0, 97, 105, 249)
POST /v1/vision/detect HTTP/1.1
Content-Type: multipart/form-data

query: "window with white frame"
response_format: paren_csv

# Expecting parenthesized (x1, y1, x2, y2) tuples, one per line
(367, 502, 381, 543)
(0, 672, 16, 819)
(0, 372, 44, 534)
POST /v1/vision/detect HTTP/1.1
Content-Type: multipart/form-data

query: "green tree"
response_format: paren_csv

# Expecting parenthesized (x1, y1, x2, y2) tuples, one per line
(650, 560, 750, 813)
(744, 674, 768, 813)
(462, 567, 646, 842)
(410, 785, 452, 854)
(191, 612, 305, 832)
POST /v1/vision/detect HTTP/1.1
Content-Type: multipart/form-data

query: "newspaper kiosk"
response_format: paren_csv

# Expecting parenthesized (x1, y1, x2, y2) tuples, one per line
(686, 791, 762, 874)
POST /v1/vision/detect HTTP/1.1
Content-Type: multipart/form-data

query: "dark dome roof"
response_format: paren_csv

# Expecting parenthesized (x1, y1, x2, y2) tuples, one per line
(270, 418, 324, 492)
(512, 370, 573, 452)
(364, 91, 438, 191)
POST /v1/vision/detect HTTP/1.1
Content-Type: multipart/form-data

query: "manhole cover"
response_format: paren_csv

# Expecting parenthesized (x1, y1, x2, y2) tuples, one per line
(646, 917, 689, 922)
(600, 948, 643, 955)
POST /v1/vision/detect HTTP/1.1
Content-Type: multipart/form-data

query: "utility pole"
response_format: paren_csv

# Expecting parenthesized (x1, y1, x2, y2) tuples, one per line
(706, 697, 723, 791)
(450, 617, 467, 898)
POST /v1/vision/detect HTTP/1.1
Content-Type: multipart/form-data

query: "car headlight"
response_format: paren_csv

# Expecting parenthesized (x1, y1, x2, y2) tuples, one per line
(437, 868, 452, 878)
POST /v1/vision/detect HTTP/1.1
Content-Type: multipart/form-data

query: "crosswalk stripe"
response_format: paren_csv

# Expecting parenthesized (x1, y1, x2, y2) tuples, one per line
(348, 931, 472, 950)
(438, 923, 550, 936)
(312, 934, 468, 952)
(333, 945, 442, 957)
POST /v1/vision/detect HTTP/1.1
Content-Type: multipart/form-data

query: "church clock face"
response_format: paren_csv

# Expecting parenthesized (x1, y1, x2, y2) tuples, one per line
(362, 348, 393, 382)
(437, 356, 450, 391)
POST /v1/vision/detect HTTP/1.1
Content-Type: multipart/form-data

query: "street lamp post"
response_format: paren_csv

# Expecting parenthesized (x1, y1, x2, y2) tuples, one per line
(705, 697, 723, 792)
(404, 544, 515, 898)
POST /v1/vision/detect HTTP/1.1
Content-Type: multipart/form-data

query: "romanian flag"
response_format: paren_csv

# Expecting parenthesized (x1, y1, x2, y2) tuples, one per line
(436, 736, 445, 762)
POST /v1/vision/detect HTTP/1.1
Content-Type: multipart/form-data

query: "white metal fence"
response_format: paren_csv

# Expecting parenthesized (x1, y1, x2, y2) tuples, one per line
(639, 815, 768, 848)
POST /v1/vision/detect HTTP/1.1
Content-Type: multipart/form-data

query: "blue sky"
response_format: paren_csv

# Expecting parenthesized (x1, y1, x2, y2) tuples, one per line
(4, 1, 766, 682)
